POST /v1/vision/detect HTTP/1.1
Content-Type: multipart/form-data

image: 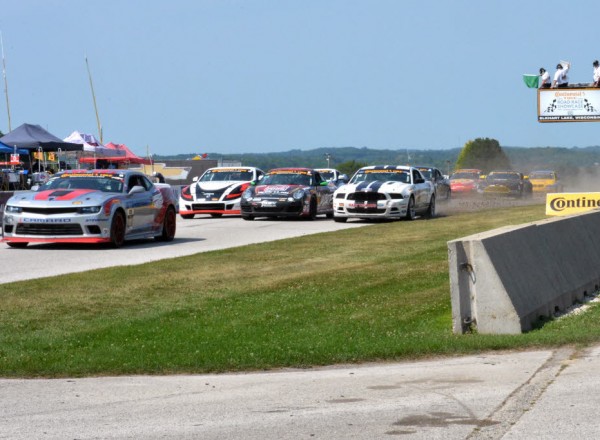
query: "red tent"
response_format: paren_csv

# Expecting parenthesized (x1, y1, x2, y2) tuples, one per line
(79, 142, 151, 165)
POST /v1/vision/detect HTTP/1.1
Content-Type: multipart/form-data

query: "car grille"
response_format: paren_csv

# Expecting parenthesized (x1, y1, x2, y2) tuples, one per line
(347, 193, 386, 202)
(192, 203, 225, 210)
(347, 206, 386, 214)
(20, 207, 80, 215)
(15, 223, 84, 236)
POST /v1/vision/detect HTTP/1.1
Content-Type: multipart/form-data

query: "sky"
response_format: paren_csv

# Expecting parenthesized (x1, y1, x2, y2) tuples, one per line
(1, 0, 600, 156)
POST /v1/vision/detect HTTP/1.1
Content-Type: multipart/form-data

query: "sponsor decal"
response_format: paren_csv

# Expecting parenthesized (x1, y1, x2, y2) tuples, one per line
(22, 218, 72, 223)
(546, 192, 600, 216)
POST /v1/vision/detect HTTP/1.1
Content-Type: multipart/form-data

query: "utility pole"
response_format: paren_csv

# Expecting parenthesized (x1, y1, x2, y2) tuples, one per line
(325, 153, 331, 168)
(1, 32, 12, 132)
(85, 55, 103, 144)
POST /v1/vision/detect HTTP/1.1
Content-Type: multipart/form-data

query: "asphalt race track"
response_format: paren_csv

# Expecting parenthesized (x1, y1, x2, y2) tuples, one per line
(0, 215, 368, 284)
(2, 202, 600, 439)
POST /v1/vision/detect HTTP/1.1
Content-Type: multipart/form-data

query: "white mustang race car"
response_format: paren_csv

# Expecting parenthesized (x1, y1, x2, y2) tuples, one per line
(333, 165, 436, 222)
(179, 167, 264, 218)
(2, 169, 177, 248)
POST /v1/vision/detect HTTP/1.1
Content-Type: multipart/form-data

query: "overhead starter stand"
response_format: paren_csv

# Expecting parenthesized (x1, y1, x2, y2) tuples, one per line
(538, 87, 600, 122)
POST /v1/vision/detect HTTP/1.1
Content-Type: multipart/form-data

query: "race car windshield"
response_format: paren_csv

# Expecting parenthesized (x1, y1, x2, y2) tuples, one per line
(200, 171, 253, 182)
(530, 172, 554, 179)
(262, 173, 312, 186)
(40, 176, 124, 193)
(488, 173, 519, 180)
(350, 171, 410, 184)
(319, 171, 334, 180)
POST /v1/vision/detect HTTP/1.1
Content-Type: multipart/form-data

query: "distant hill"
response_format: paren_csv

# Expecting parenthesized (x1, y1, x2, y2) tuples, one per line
(155, 145, 600, 177)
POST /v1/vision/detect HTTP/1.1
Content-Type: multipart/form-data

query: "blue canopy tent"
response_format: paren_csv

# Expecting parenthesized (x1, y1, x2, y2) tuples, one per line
(0, 142, 28, 155)
(0, 123, 83, 152)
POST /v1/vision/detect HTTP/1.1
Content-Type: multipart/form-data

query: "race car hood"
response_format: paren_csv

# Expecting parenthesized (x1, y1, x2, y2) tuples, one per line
(253, 184, 306, 197)
(9, 189, 108, 207)
(196, 181, 245, 192)
(338, 180, 410, 193)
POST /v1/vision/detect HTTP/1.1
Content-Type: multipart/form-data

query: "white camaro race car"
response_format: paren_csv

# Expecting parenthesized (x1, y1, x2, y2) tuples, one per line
(333, 165, 436, 222)
(179, 167, 264, 218)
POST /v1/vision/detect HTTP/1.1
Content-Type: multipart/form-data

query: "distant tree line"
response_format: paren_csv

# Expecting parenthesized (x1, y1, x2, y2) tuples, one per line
(155, 142, 600, 179)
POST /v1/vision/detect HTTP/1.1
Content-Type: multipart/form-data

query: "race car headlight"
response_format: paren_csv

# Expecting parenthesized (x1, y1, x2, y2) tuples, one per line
(4, 205, 22, 213)
(292, 190, 305, 200)
(78, 206, 102, 214)
(242, 188, 253, 201)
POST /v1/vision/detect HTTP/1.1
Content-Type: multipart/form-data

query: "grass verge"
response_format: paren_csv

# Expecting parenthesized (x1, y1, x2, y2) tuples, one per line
(2, 204, 600, 378)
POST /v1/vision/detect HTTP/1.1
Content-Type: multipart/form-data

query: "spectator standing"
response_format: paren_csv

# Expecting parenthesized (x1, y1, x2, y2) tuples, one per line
(593, 60, 600, 87)
(552, 62, 570, 88)
(539, 68, 550, 88)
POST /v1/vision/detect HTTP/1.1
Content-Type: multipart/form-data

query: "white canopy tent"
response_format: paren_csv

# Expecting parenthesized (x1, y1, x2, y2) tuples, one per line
(63, 131, 125, 157)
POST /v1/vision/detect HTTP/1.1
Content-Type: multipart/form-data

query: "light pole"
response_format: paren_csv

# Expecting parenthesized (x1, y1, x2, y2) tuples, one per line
(325, 153, 331, 168)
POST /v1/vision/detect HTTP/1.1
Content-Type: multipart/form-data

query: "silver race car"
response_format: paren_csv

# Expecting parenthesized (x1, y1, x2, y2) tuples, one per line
(2, 169, 177, 248)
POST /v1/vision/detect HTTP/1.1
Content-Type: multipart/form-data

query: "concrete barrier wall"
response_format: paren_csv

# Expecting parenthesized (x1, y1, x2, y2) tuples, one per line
(448, 210, 600, 334)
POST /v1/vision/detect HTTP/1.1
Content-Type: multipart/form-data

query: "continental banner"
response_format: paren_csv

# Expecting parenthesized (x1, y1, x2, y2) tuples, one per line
(546, 192, 600, 216)
(538, 88, 600, 122)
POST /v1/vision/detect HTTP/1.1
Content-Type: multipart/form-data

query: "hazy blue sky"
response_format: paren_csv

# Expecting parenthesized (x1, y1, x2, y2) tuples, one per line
(1, 0, 599, 156)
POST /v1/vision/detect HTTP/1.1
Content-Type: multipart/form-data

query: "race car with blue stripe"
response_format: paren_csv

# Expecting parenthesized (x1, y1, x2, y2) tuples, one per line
(332, 165, 436, 222)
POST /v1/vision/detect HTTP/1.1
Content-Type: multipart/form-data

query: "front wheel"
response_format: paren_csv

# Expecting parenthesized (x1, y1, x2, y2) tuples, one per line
(425, 195, 436, 219)
(242, 215, 254, 221)
(333, 216, 347, 223)
(307, 198, 317, 220)
(7, 242, 28, 248)
(110, 211, 126, 248)
(404, 197, 416, 220)
(156, 206, 176, 242)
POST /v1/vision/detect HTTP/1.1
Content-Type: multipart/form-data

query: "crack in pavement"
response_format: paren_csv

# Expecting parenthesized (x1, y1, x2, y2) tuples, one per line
(467, 346, 576, 439)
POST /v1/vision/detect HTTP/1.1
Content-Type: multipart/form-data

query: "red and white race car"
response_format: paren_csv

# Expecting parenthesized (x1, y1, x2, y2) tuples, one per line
(179, 167, 264, 218)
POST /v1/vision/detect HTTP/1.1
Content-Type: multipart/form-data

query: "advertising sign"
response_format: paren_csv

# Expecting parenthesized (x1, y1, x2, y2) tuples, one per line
(538, 88, 600, 122)
(546, 192, 600, 216)
(9, 153, 19, 165)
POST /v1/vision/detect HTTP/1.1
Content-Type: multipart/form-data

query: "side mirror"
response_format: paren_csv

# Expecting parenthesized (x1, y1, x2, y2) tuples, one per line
(129, 185, 145, 195)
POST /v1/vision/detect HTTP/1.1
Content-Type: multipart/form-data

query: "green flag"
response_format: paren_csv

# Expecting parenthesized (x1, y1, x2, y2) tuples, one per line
(523, 74, 539, 88)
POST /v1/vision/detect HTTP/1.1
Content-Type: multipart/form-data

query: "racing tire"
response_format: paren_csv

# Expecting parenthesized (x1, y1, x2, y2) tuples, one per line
(210, 213, 223, 218)
(404, 196, 416, 221)
(156, 206, 176, 242)
(110, 211, 126, 248)
(307, 198, 317, 220)
(242, 215, 255, 221)
(7, 242, 28, 248)
(333, 216, 347, 223)
(425, 195, 436, 219)
(180, 214, 195, 220)
(326, 211, 334, 219)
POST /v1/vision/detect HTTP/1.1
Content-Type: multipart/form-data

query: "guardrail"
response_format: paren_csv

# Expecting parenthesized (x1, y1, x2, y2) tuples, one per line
(448, 210, 600, 334)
